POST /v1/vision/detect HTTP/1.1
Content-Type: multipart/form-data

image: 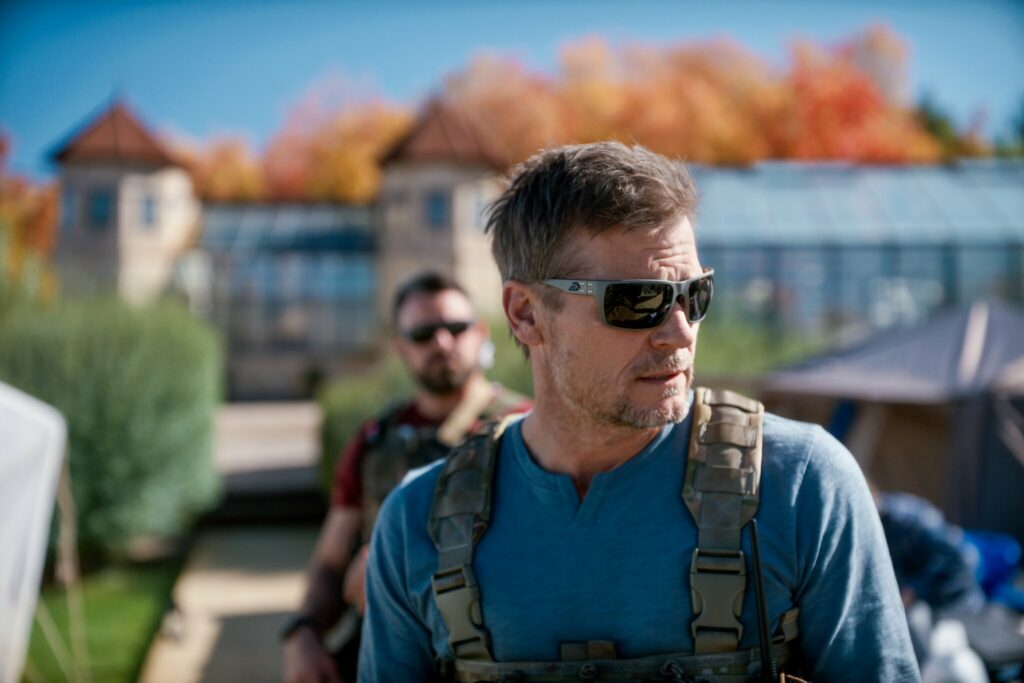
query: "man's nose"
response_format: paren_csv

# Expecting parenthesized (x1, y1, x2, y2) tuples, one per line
(649, 299, 698, 350)
(432, 328, 457, 351)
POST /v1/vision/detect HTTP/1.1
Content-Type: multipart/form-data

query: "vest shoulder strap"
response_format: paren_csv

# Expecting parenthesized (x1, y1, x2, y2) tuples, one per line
(427, 415, 515, 662)
(682, 386, 765, 654)
(480, 383, 530, 420)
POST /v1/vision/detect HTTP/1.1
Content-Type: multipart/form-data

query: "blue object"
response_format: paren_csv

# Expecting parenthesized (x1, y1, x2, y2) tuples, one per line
(965, 530, 1024, 611)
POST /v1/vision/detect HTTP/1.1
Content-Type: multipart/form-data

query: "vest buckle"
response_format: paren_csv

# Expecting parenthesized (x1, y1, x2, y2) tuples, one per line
(689, 548, 746, 652)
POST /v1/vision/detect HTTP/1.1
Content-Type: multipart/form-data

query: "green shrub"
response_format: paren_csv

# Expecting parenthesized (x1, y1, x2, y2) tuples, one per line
(0, 297, 221, 559)
(483, 317, 533, 397)
(696, 315, 825, 376)
(318, 356, 412, 488)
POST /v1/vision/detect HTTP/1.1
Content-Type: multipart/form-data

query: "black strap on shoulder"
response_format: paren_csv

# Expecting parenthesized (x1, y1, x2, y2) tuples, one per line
(427, 416, 514, 661)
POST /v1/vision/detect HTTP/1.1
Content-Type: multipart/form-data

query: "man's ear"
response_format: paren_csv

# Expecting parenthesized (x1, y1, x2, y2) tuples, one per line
(503, 280, 544, 348)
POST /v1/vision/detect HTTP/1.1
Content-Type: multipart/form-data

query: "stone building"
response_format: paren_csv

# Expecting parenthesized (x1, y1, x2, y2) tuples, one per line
(374, 99, 508, 321)
(51, 101, 199, 304)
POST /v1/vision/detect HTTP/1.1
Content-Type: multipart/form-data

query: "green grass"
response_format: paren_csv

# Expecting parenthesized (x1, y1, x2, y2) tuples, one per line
(22, 559, 180, 683)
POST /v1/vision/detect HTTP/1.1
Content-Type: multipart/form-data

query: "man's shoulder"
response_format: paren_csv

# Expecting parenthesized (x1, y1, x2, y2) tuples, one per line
(377, 457, 446, 528)
(761, 411, 855, 475)
(761, 411, 825, 454)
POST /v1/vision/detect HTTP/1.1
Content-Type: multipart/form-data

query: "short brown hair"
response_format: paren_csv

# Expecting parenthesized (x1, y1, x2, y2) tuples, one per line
(391, 271, 470, 327)
(486, 142, 698, 286)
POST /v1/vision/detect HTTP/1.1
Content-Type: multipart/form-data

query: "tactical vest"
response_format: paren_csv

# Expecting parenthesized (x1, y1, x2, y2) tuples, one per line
(427, 387, 806, 683)
(361, 383, 526, 539)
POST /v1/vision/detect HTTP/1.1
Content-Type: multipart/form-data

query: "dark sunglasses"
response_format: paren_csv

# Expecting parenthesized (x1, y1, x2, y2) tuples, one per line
(402, 320, 476, 344)
(541, 269, 714, 330)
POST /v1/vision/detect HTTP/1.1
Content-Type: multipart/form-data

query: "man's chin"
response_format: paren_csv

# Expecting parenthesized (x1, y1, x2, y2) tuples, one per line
(611, 393, 691, 429)
(416, 367, 472, 395)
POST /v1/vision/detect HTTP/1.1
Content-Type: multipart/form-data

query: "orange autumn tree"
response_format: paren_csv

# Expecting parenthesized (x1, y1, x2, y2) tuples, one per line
(442, 55, 568, 164)
(182, 136, 265, 202)
(781, 29, 941, 162)
(263, 79, 412, 204)
(0, 132, 57, 291)
(183, 25, 962, 203)
(614, 38, 788, 164)
(441, 25, 945, 166)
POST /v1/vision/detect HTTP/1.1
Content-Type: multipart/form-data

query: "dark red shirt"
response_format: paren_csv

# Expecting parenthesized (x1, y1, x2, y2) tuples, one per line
(331, 393, 533, 509)
(331, 402, 441, 509)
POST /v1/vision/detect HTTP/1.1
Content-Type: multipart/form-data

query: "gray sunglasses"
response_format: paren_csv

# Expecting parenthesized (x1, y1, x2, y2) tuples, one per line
(541, 269, 714, 330)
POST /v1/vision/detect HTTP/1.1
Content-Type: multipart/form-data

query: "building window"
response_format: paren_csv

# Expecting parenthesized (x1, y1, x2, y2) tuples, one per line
(424, 190, 450, 230)
(60, 185, 77, 233)
(87, 188, 115, 230)
(141, 193, 158, 229)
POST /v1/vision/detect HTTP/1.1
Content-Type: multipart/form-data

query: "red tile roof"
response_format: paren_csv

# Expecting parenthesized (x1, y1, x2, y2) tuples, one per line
(52, 100, 178, 167)
(383, 99, 508, 170)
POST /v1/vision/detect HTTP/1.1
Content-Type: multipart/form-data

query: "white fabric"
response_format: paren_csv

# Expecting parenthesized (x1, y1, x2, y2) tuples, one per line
(0, 382, 66, 683)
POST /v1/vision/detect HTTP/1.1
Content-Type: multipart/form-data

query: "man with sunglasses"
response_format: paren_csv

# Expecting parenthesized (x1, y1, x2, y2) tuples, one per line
(282, 272, 529, 683)
(359, 144, 917, 682)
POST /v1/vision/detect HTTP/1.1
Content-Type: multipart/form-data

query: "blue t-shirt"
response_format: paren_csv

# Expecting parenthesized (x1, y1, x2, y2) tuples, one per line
(359, 411, 919, 682)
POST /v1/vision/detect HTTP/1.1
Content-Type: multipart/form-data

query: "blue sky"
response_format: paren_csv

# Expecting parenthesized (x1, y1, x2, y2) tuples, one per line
(2, 0, 1023, 180)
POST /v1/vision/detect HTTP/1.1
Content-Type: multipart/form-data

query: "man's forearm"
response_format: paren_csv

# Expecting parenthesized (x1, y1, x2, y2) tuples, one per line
(299, 562, 350, 634)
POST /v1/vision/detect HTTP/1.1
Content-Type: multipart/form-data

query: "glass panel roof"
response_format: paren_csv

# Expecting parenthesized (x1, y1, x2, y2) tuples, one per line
(689, 162, 1022, 248)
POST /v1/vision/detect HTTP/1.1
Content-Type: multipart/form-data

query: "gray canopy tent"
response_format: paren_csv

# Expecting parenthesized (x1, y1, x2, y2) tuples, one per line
(760, 300, 1024, 543)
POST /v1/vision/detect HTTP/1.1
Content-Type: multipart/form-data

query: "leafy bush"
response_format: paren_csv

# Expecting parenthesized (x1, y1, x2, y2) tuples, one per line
(0, 297, 221, 559)
(318, 356, 411, 488)
(695, 315, 825, 377)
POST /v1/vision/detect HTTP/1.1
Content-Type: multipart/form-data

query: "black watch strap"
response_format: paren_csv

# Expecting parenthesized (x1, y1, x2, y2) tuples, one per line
(280, 614, 318, 642)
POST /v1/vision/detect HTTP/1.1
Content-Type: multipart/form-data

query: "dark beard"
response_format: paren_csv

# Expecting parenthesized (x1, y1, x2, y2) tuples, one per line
(416, 364, 472, 395)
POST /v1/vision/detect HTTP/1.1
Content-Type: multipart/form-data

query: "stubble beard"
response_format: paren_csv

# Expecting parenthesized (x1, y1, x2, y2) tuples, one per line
(547, 337, 693, 430)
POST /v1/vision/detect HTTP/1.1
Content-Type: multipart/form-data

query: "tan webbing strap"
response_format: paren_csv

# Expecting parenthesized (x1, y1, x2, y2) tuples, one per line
(436, 379, 499, 448)
(428, 416, 514, 662)
(682, 387, 765, 654)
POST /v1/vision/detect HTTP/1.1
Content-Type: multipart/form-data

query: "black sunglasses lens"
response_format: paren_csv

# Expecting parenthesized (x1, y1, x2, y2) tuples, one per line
(407, 325, 437, 343)
(685, 276, 713, 322)
(406, 321, 473, 344)
(603, 282, 675, 329)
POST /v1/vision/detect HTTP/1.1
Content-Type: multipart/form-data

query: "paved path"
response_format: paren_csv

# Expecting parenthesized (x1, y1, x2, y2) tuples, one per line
(138, 527, 317, 683)
(139, 402, 324, 683)
(214, 402, 321, 476)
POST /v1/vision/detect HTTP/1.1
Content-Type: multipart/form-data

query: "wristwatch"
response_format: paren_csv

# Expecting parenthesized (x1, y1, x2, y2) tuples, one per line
(279, 614, 318, 642)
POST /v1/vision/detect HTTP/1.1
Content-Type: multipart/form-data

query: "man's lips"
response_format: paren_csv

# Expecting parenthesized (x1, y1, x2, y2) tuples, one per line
(637, 369, 686, 382)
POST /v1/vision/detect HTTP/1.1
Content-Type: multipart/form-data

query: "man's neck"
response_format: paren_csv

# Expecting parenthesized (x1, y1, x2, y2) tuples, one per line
(413, 372, 489, 422)
(520, 397, 664, 501)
